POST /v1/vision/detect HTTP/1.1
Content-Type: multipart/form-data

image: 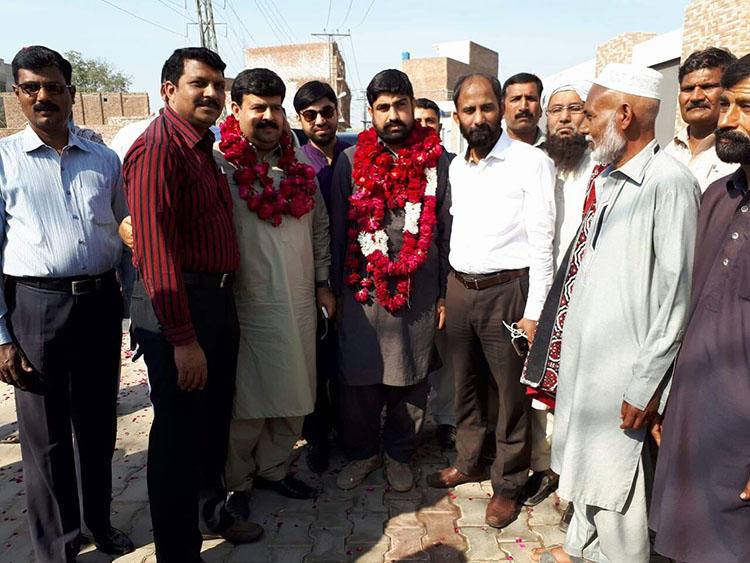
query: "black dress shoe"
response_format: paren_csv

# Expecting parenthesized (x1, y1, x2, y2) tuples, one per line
(225, 490, 251, 521)
(435, 424, 456, 450)
(92, 526, 135, 556)
(306, 442, 330, 474)
(254, 473, 319, 499)
(522, 469, 559, 506)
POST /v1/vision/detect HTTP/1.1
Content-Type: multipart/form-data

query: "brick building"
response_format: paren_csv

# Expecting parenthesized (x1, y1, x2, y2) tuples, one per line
(0, 91, 151, 144)
(402, 40, 499, 154)
(244, 42, 351, 129)
(0, 59, 12, 92)
(544, 0, 750, 145)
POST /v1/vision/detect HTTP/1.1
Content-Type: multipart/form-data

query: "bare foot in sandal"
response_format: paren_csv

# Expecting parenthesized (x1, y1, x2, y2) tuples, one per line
(531, 545, 571, 563)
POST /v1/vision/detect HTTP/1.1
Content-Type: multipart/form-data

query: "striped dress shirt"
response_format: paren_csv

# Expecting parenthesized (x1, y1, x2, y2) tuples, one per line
(0, 125, 128, 344)
(123, 106, 239, 346)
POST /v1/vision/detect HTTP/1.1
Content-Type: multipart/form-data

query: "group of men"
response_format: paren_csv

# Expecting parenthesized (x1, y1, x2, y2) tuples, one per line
(0, 41, 748, 563)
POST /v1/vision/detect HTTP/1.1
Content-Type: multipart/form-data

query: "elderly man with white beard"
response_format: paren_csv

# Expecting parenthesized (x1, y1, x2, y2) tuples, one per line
(530, 64, 699, 563)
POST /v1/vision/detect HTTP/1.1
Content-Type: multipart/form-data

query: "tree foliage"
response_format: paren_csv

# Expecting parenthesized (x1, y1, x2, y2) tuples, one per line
(64, 50, 132, 92)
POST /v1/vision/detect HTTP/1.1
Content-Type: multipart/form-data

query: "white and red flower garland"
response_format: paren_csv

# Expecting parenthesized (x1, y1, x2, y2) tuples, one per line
(219, 115, 317, 227)
(345, 122, 443, 313)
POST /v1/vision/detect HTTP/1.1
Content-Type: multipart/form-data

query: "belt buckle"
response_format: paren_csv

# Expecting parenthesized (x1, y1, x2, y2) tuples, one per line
(471, 278, 480, 290)
(219, 273, 231, 289)
(71, 278, 102, 295)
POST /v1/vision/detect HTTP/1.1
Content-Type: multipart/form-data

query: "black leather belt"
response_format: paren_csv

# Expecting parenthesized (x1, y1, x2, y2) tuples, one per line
(8, 270, 116, 295)
(454, 268, 528, 290)
(182, 271, 234, 289)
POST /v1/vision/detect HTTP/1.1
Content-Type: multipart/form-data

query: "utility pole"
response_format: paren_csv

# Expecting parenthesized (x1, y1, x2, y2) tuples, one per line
(195, 0, 218, 52)
(311, 31, 350, 90)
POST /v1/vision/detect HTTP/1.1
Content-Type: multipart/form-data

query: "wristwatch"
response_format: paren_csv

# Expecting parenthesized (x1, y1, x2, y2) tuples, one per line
(315, 279, 331, 289)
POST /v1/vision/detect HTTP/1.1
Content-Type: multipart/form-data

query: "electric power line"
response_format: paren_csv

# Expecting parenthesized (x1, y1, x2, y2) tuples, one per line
(353, 0, 376, 28)
(347, 34, 363, 91)
(98, 0, 185, 36)
(324, 0, 332, 29)
(262, 0, 297, 42)
(155, 0, 195, 20)
(339, 0, 354, 28)
(253, 0, 290, 44)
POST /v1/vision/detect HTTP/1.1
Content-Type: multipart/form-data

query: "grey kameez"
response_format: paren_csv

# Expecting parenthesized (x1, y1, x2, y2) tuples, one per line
(551, 141, 700, 512)
(330, 146, 452, 387)
(215, 147, 331, 419)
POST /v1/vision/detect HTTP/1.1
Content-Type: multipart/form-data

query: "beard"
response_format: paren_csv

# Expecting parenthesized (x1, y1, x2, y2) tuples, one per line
(307, 125, 336, 147)
(376, 119, 412, 144)
(545, 132, 589, 173)
(715, 127, 750, 164)
(459, 119, 502, 151)
(589, 113, 626, 165)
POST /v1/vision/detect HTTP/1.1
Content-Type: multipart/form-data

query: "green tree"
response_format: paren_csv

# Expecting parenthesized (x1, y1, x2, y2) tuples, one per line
(64, 50, 132, 92)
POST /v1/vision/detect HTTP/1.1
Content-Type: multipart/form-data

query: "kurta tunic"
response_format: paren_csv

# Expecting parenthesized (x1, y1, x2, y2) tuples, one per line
(330, 145, 452, 387)
(650, 167, 750, 562)
(215, 146, 331, 419)
(551, 141, 699, 511)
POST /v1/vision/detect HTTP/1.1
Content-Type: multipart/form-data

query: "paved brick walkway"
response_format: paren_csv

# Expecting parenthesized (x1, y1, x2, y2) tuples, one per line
(0, 334, 569, 562)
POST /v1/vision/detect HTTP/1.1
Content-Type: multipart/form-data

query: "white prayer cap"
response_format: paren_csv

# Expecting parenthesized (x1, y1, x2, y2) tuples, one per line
(594, 63, 663, 100)
(542, 81, 592, 109)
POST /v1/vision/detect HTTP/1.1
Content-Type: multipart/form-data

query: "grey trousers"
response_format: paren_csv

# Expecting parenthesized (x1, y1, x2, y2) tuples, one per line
(428, 330, 455, 426)
(530, 405, 552, 472)
(564, 459, 649, 563)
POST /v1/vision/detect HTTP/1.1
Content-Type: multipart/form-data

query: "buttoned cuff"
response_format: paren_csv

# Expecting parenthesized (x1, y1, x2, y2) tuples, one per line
(164, 323, 198, 347)
(0, 320, 13, 346)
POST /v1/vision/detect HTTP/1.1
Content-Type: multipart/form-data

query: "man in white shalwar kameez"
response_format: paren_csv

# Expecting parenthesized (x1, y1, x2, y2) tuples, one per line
(532, 64, 699, 563)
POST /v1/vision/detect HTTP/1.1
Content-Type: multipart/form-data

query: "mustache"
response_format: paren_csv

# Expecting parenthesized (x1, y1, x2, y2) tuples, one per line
(385, 119, 407, 129)
(256, 120, 279, 130)
(686, 100, 711, 111)
(33, 102, 60, 112)
(469, 123, 491, 135)
(195, 98, 221, 110)
(715, 127, 750, 144)
(514, 110, 533, 119)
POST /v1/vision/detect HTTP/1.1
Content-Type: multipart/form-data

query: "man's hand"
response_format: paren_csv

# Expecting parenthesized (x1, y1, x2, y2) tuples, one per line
(0, 343, 34, 390)
(650, 415, 663, 447)
(741, 475, 750, 501)
(620, 392, 660, 430)
(174, 341, 207, 392)
(517, 318, 538, 346)
(119, 216, 134, 249)
(435, 298, 446, 330)
(316, 287, 336, 319)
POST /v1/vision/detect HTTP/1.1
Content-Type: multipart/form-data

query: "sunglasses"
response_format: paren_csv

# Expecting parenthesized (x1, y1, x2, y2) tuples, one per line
(300, 106, 336, 122)
(16, 82, 72, 96)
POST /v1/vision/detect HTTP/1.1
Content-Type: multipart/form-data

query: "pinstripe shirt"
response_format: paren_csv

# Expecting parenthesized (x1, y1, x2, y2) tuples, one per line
(0, 125, 128, 344)
(123, 106, 239, 346)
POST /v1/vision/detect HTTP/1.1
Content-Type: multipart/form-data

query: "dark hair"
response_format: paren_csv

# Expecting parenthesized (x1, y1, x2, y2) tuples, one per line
(293, 80, 337, 113)
(679, 47, 737, 83)
(502, 72, 543, 99)
(12, 45, 72, 84)
(452, 73, 502, 107)
(161, 47, 225, 85)
(366, 69, 413, 106)
(232, 68, 285, 105)
(415, 97, 440, 115)
(721, 53, 750, 90)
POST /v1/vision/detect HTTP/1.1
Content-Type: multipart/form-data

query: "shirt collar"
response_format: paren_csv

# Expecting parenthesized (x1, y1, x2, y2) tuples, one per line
(674, 126, 689, 148)
(610, 139, 659, 185)
(464, 131, 511, 163)
(162, 105, 214, 148)
(726, 166, 748, 196)
(533, 127, 546, 148)
(21, 124, 90, 153)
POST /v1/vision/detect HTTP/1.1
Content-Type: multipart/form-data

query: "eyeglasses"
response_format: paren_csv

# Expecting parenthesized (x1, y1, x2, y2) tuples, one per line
(300, 106, 336, 122)
(546, 103, 584, 116)
(16, 82, 72, 96)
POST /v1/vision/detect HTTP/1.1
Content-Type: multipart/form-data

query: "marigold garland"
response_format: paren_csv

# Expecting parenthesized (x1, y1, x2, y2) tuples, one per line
(219, 115, 317, 227)
(345, 122, 443, 313)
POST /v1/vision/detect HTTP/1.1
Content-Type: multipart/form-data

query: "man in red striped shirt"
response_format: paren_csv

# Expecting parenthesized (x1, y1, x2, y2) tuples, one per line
(124, 47, 261, 562)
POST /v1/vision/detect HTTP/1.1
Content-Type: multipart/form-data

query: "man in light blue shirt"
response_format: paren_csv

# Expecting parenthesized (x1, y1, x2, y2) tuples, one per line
(0, 46, 132, 563)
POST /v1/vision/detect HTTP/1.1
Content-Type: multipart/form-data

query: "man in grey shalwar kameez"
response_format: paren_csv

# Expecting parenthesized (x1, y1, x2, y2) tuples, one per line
(532, 64, 699, 563)
(330, 70, 451, 492)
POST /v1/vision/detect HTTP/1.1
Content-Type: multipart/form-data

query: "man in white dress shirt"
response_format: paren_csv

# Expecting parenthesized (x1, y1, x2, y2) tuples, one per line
(426, 72, 556, 529)
(664, 47, 737, 191)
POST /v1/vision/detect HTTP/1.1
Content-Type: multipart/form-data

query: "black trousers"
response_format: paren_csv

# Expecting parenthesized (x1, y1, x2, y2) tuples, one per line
(130, 280, 238, 563)
(8, 277, 122, 563)
(446, 272, 531, 499)
(339, 379, 428, 463)
(301, 320, 340, 446)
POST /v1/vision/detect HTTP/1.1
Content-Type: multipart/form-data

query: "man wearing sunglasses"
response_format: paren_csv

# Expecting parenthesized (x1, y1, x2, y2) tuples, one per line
(294, 81, 350, 473)
(0, 45, 133, 562)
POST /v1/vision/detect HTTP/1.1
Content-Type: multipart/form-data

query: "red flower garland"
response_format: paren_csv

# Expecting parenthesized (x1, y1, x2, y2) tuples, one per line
(345, 122, 443, 312)
(219, 115, 317, 227)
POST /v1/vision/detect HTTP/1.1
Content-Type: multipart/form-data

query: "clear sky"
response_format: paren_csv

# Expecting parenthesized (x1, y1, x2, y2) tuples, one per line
(1, 0, 690, 124)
